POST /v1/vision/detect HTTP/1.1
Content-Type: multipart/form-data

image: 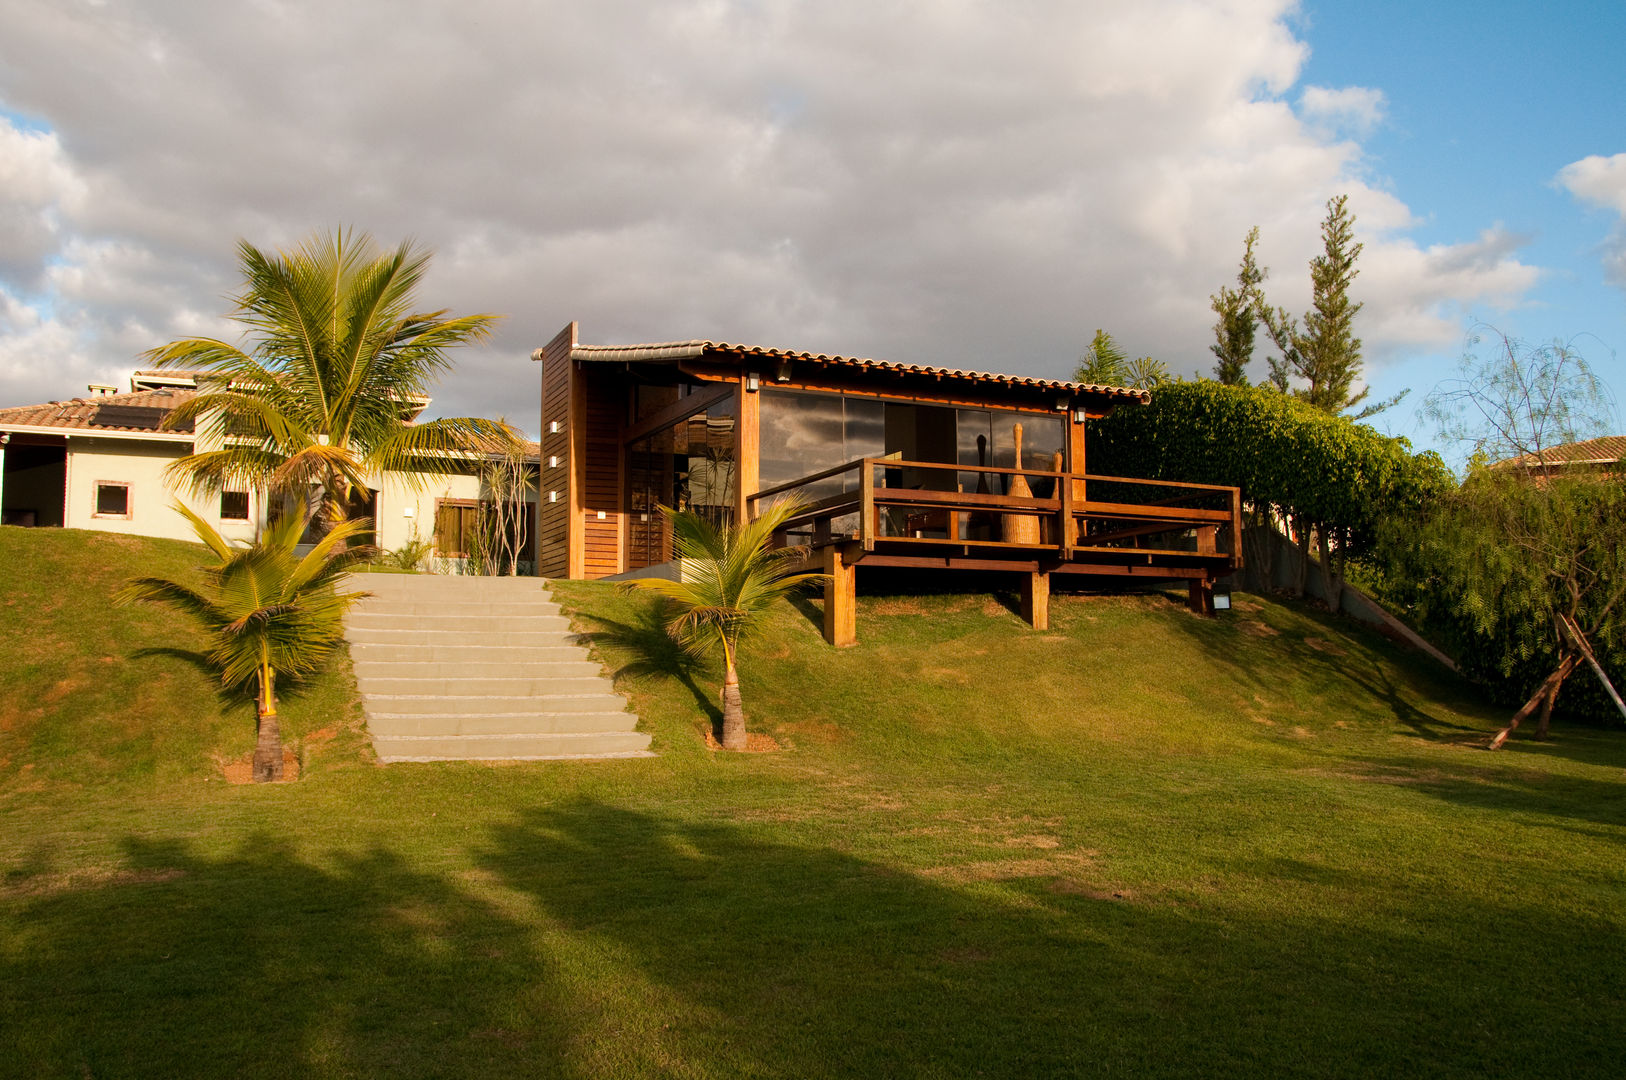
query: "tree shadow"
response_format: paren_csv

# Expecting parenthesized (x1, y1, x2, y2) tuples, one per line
(475, 798, 1625, 1078)
(568, 602, 723, 733)
(1327, 752, 1626, 833)
(2, 833, 567, 1079)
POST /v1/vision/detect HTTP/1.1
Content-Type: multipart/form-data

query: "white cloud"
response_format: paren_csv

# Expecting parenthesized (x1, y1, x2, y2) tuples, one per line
(1298, 85, 1387, 137)
(0, 0, 1543, 425)
(1557, 152, 1626, 287)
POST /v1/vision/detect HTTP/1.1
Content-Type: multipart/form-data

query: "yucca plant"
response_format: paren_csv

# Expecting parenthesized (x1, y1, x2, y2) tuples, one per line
(147, 229, 520, 533)
(625, 502, 826, 750)
(116, 503, 372, 781)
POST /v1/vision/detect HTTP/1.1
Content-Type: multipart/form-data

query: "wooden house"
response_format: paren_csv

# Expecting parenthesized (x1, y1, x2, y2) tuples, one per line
(532, 322, 1241, 645)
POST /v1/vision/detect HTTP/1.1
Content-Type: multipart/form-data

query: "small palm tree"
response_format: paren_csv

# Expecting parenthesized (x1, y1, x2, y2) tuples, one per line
(117, 503, 372, 781)
(147, 229, 519, 532)
(626, 502, 826, 750)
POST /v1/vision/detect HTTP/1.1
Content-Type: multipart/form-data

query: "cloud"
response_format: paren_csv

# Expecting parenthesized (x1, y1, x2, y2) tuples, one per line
(1298, 85, 1387, 137)
(1557, 152, 1626, 287)
(0, 0, 1543, 430)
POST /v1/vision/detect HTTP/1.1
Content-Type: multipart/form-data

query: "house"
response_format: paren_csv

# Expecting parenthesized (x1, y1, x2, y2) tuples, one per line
(0, 372, 540, 569)
(1503, 436, 1626, 477)
(532, 322, 1242, 644)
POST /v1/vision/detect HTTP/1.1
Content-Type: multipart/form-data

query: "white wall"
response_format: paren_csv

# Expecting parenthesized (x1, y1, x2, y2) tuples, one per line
(62, 436, 259, 544)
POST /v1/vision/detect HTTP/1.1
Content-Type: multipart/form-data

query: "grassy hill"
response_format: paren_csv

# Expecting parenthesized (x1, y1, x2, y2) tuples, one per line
(3, 527, 1624, 1078)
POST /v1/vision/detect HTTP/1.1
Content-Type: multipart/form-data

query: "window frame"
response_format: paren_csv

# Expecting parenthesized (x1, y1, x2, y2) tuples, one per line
(92, 481, 132, 520)
(219, 490, 251, 522)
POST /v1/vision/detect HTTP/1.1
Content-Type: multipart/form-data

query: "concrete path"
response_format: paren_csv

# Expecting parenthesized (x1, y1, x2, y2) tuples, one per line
(343, 574, 651, 762)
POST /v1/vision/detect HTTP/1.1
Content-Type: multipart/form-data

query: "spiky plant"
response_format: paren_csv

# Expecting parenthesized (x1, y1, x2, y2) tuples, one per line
(117, 503, 372, 781)
(625, 501, 826, 750)
(146, 229, 520, 532)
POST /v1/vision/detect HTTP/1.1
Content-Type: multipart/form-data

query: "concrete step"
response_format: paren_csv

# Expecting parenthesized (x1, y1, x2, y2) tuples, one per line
(362, 692, 629, 716)
(351, 575, 553, 594)
(344, 628, 581, 648)
(345, 613, 574, 633)
(354, 674, 613, 696)
(372, 730, 653, 763)
(364, 710, 642, 737)
(348, 643, 590, 664)
(351, 659, 602, 680)
(349, 599, 565, 618)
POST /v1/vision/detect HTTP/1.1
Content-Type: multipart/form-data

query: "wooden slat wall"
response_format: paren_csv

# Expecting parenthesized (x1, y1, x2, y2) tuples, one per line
(581, 372, 624, 579)
(535, 322, 575, 579)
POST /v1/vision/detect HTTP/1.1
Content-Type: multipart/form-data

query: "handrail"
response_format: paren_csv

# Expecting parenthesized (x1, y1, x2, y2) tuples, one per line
(747, 457, 865, 504)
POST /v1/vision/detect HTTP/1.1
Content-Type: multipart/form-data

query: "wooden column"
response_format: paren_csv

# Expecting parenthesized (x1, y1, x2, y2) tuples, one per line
(824, 544, 857, 647)
(1020, 570, 1050, 631)
(1187, 578, 1215, 616)
(735, 379, 759, 525)
(1196, 524, 1218, 555)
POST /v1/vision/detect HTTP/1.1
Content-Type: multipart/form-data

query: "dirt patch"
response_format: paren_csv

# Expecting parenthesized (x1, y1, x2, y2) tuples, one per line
(2, 866, 185, 900)
(923, 851, 1095, 883)
(1241, 621, 1280, 637)
(220, 747, 302, 784)
(869, 597, 935, 616)
(1302, 636, 1347, 656)
(703, 731, 782, 753)
(1004, 834, 1062, 849)
(1047, 878, 1133, 901)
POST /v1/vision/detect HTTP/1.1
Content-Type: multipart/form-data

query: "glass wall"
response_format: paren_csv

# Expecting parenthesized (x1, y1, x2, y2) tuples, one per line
(625, 393, 738, 570)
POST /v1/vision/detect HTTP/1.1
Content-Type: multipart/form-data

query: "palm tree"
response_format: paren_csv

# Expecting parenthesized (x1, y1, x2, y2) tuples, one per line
(147, 229, 519, 533)
(117, 503, 372, 781)
(626, 501, 826, 750)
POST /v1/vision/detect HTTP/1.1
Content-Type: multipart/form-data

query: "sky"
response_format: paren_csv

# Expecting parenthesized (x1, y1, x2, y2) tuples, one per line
(0, 0, 1621, 450)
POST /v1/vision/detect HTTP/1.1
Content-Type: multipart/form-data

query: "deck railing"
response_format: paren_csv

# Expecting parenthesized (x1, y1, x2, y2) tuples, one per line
(747, 457, 1242, 565)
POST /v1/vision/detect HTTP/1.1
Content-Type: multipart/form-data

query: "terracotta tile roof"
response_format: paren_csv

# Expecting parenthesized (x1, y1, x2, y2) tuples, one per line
(0, 387, 196, 436)
(561, 339, 1150, 402)
(1505, 435, 1626, 469)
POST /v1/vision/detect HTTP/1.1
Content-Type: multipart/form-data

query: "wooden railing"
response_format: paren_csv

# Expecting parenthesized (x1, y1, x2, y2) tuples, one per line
(747, 457, 1242, 564)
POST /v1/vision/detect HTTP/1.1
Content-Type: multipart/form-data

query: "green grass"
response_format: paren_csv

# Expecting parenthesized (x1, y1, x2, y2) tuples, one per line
(3, 526, 1624, 1078)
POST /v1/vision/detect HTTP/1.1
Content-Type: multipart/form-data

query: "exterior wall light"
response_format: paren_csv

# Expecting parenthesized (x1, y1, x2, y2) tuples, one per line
(745, 373, 761, 392)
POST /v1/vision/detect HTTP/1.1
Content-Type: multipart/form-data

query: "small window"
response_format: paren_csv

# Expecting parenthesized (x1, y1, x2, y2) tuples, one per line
(94, 482, 130, 518)
(220, 491, 250, 521)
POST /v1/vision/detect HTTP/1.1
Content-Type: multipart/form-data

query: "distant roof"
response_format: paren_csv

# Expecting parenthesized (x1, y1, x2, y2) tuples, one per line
(548, 338, 1150, 403)
(1504, 435, 1626, 469)
(0, 387, 196, 438)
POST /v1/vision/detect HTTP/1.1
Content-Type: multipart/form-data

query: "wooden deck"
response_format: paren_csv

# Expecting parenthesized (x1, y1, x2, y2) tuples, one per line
(748, 457, 1243, 645)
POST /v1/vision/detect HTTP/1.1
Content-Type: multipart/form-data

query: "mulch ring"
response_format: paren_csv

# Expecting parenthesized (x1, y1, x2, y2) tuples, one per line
(703, 730, 782, 753)
(220, 747, 302, 784)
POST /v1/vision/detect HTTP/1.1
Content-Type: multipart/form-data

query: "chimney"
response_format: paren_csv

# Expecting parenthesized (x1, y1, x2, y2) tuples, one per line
(87, 383, 117, 397)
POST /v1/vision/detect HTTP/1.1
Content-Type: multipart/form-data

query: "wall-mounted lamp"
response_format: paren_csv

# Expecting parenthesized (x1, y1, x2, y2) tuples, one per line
(1072, 408, 1088, 424)
(548, 455, 560, 468)
(1055, 396, 1071, 412)
(745, 373, 761, 392)
(548, 420, 561, 434)
(773, 358, 793, 383)
(402, 506, 414, 518)
(548, 490, 560, 503)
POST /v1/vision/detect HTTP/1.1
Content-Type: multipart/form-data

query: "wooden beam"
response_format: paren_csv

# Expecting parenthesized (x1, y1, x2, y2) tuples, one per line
(620, 382, 735, 445)
(1187, 578, 1216, 616)
(1021, 571, 1050, 631)
(824, 544, 858, 647)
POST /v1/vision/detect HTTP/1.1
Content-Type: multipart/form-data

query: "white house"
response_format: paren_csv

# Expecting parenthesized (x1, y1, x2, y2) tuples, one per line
(0, 372, 539, 569)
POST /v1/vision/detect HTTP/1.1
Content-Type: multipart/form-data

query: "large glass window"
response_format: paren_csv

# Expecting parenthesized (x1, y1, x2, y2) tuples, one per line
(758, 391, 884, 499)
(626, 393, 738, 570)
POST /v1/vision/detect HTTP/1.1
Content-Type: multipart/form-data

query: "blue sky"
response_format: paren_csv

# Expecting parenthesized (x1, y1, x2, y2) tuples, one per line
(1297, 0, 1625, 442)
(0, 1, 1619, 453)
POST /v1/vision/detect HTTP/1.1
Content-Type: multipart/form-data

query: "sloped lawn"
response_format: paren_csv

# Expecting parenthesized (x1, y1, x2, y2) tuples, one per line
(2, 527, 1623, 1078)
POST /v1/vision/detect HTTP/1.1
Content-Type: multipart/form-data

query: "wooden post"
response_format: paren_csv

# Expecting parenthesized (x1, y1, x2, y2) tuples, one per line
(735, 379, 759, 527)
(824, 544, 858, 647)
(1020, 570, 1049, 631)
(1196, 524, 1218, 555)
(860, 459, 876, 551)
(1187, 578, 1215, 616)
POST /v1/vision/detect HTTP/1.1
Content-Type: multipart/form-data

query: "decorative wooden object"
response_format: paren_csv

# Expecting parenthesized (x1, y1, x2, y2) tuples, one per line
(968, 434, 994, 540)
(1001, 423, 1042, 544)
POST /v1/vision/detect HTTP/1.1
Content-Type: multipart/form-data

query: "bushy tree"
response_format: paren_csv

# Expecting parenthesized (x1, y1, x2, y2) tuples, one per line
(1259, 196, 1401, 417)
(1210, 226, 1265, 385)
(1075, 329, 1170, 390)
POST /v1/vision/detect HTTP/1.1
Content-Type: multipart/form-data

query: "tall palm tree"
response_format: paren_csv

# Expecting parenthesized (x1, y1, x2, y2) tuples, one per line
(117, 503, 372, 781)
(626, 501, 826, 750)
(148, 229, 518, 531)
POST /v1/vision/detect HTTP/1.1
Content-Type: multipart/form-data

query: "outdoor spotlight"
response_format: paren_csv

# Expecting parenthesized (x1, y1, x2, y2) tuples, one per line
(745, 373, 761, 392)
(1214, 581, 1233, 611)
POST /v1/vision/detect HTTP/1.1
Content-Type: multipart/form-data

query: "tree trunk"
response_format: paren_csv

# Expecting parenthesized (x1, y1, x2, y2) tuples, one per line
(253, 664, 284, 782)
(1489, 653, 1579, 750)
(719, 657, 746, 751)
(1317, 528, 1346, 613)
(1292, 516, 1312, 598)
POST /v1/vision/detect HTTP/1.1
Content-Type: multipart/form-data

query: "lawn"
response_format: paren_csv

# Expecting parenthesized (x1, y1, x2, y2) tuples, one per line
(2, 527, 1624, 1078)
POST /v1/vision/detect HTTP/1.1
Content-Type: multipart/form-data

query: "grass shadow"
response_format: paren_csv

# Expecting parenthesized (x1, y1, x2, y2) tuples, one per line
(569, 601, 723, 734)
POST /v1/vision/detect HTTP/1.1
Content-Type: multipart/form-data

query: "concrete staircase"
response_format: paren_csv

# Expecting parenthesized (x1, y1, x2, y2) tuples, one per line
(343, 574, 651, 762)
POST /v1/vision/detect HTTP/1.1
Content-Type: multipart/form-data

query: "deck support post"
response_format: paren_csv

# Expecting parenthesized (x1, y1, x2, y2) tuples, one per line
(824, 545, 858, 647)
(1020, 570, 1050, 631)
(1187, 577, 1215, 617)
